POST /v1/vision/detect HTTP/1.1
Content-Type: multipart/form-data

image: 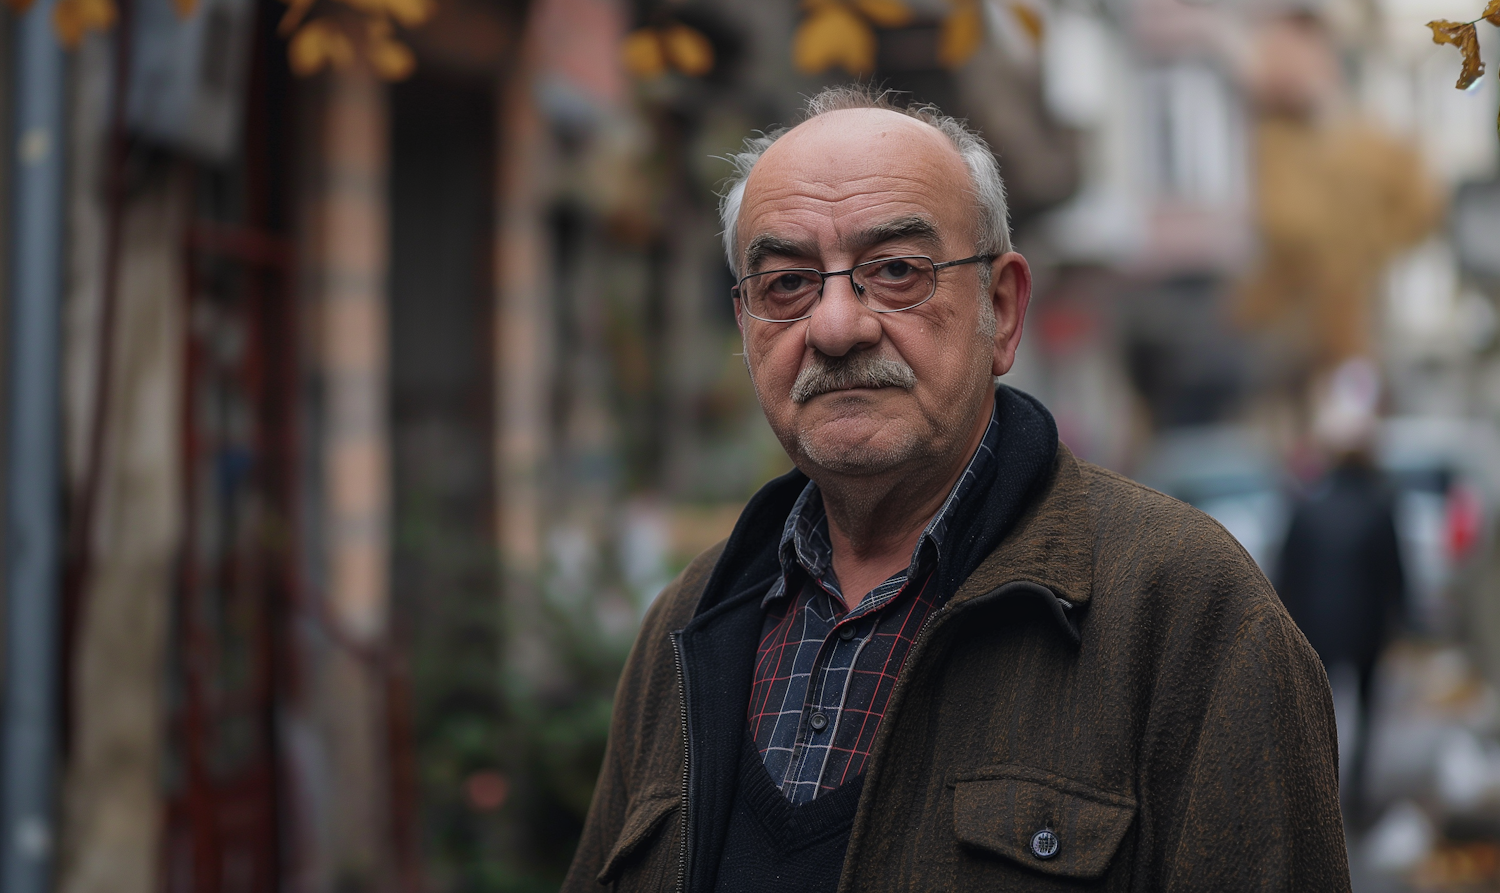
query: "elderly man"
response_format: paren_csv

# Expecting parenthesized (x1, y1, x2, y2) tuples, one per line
(564, 87, 1346, 892)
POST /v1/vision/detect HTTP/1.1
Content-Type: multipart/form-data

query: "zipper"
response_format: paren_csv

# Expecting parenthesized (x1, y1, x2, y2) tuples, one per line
(671, 631, 692, 893)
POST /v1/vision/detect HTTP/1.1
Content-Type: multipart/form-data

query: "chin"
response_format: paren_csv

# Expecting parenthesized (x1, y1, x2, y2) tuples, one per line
(794, 427, 925, 477)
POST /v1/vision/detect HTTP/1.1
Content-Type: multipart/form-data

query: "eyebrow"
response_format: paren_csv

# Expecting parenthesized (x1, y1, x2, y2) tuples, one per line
(744, 234, 816, 273)
(741, 215, 944, 274)
(845, 215, 942, 254)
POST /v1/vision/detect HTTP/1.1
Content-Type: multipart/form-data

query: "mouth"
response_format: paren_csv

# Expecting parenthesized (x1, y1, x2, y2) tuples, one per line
(813, 382, 888, 396)
(794, 378, 912, 405)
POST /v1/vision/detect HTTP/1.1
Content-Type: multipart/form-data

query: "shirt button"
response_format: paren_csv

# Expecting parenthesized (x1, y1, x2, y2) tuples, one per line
(838, 624, 857, 641)
(809, 712, 829, 731)
(1030, 829, 1059, 860)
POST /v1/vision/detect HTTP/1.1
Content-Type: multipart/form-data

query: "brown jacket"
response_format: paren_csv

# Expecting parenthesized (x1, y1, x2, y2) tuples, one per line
(564, 446, 1348, 891)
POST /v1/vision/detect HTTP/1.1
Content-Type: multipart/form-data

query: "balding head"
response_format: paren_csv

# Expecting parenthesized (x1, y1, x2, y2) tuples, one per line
(719, 87, 1012, 279)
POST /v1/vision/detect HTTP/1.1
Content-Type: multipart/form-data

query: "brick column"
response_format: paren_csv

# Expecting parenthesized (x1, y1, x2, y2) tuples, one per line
(297, 64, 395, 892)
(317, 67, 391, 644)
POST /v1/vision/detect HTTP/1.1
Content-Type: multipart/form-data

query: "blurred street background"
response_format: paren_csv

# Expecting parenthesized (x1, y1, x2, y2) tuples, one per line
(0, 0, 1498, 889)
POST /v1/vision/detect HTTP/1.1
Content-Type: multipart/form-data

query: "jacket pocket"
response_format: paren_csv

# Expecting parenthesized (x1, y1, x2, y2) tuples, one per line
(597, 788, 680, 885)
(952, 764, 1136, 881)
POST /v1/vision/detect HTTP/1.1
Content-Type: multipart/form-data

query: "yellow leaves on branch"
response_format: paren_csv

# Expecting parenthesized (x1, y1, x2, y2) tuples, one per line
(1009, 2, 1043, 44)
(52, 0, 116, 47)
(792, 0, 993, 76)
(939, 1, 982, 68)
(288, 17, 354, 75)
(280, 0, 432, 81)
(338, 0, 431, 30)
(1, 0, 125, 49)
(365, 18, 415, 79)
(5, 0, 195, 48)
(622, 23, 715, 79)
(4, 0, 426, 78)
(621, 30, 665, 77)
(1429, 19, 1485, 89)
(790, 0, 911, 76)
(794, 2, 878, 75)
(1428, 3, 1499, 136)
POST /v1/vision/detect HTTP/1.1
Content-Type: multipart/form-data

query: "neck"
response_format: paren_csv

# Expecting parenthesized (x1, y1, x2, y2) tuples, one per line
(811, 398, 992, 609)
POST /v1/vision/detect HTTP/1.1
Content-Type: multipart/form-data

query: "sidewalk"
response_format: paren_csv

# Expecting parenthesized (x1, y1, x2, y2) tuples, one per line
(1349, 642, 1500, 892)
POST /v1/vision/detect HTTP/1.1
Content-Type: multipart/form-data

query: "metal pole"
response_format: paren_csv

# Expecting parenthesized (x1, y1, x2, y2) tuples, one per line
(1, 0, 68, 890)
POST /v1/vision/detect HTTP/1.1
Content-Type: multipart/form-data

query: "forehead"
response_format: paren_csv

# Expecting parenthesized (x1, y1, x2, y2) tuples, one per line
(737, 109, 974, 257)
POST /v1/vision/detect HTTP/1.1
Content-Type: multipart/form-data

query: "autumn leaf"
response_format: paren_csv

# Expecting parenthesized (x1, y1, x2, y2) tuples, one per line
(938, 1, 983, 68)
(793, 4, 876, 75)
(1483, 0, 1500, 27)
(1428, 19, 1485, 90)
(52, 0, 116, 48)
(1010, 1, 1043, 44)
(336, 0, 431, 27)
(2, 0, 37, 13)
(853, 0, 911, 28)
(366, 21, 416, 80)
(289, 18, 355, 76)
(661, 23, 714, 76)
(622, 28, 667, 79)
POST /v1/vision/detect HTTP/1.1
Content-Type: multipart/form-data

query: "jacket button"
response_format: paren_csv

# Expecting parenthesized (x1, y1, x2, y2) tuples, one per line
(838, 624, 857, 641)
(809, 712, 829, 731)
(1030, 829, 1059, 860)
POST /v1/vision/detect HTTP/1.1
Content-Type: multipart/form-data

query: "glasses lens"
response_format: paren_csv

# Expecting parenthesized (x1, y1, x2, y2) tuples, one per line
(853, 257, 936, 311)
(742, 270, 822, 320)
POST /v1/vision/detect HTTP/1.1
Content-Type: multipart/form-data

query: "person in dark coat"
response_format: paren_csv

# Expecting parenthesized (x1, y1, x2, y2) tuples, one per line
(565, 86, 1348, 892)
(1277, 448, 1405, 821)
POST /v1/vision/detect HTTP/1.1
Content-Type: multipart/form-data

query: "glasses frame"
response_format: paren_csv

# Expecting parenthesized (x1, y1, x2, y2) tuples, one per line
(732, 254, 994, 323)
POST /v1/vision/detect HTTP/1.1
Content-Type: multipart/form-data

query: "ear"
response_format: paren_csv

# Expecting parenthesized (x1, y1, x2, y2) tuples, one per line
(988, 252, 1031, 376)
(733, 290, 746, 334)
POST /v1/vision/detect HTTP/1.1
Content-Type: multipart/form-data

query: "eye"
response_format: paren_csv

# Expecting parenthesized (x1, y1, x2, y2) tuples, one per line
(871, 258, 917, 281)
(768, 272, 817, 295)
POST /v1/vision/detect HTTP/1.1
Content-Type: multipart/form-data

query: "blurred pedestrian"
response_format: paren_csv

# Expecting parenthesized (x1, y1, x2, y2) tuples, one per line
(1277, 359, 1406, 825)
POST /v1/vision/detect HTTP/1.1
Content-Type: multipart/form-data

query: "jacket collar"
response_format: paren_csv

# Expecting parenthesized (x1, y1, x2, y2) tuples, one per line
(949, 442, 1095, 615)
(695, 386, 1065, 625)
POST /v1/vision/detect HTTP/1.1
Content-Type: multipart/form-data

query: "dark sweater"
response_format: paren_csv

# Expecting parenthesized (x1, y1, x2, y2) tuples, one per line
(714, 734, 865, 892)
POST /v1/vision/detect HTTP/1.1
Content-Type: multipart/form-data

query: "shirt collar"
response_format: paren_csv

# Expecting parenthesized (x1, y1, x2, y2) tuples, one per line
(765, 399, 1004, 608)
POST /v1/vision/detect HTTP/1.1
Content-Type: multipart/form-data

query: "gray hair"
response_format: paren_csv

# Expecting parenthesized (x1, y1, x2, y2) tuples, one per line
(718, 85, 1013, 280)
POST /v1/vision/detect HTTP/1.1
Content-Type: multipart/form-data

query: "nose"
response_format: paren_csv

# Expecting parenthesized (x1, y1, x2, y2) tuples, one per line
(805, 273, 882, 358)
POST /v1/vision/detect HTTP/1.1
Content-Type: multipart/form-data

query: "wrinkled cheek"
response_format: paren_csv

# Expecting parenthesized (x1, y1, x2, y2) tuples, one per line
(745, 339, 792, 388)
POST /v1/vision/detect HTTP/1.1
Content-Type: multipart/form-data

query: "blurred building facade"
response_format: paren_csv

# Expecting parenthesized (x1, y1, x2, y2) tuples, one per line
(0, 0, 1498, 890)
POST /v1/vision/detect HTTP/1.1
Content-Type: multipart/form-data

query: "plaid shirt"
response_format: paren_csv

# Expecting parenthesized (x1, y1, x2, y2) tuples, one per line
(747, 404, 1002, 803)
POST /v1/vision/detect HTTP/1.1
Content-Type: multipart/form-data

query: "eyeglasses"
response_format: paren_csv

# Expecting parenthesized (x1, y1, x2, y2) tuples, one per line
(733, 254, 992, 323)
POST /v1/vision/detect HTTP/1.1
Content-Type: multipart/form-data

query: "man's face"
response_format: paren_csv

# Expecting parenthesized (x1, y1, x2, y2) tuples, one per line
(734, 108, 1028, 480)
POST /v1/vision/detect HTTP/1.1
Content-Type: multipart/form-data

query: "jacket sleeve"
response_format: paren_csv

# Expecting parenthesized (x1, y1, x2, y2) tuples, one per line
(562, 702, 633, 891)
(561, 594, 675, 892)
(562, 545, 714, 891)
(1158, 603, 1350, 892)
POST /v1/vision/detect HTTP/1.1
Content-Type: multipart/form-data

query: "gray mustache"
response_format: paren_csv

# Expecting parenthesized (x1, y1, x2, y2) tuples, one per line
(791, 353, 917, 403)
